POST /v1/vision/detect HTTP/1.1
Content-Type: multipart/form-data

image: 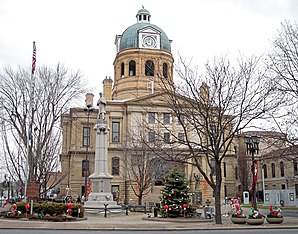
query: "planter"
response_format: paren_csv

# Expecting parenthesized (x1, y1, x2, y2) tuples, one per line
(246, 217, 265, 225)
(230, 216, 247, 224)
(266, 217, 284, 224)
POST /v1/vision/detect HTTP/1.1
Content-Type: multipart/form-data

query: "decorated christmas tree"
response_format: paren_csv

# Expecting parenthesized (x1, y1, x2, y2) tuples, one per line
(160, 167, 194, 218)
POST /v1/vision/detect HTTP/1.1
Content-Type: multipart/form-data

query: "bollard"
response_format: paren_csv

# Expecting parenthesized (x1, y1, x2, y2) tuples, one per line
(154, 207, 158, 217)
(104, 204, 108, 217)
(126, 205, 129, 215)
(30, 200, 33, 215)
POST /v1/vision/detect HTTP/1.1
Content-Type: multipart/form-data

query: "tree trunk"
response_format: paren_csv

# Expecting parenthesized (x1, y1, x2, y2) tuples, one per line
(214, 165, 222, 224)
(138, 194, 143, 205)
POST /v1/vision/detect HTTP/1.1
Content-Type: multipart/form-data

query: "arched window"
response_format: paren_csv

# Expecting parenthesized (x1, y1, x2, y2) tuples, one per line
(145, 60, 154, 76)
(121, 62, 125, 77)
(82, 160, 89, 177)
(271, 163, 276, 178)
(163, 62, 168, 78)
(280, 161, 284, 177)
(129, 60, 136, 76)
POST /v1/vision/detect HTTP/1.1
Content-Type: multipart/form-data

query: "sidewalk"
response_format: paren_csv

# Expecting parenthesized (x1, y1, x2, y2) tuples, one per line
(0, 211, 298, 230)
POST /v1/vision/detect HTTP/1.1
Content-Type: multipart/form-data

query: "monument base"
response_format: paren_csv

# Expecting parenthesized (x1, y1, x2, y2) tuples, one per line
(84, 192, 122, 214)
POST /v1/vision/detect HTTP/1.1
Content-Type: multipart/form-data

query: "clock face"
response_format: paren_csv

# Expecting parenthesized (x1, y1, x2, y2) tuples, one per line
(142, 35, 157, 48)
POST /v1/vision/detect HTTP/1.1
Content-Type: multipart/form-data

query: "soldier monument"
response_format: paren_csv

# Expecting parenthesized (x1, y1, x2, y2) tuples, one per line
(84, 93, 120, 213)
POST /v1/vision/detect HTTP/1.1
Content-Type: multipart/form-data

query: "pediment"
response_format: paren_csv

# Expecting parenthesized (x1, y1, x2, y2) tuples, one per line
(138, 26, 161, 35)
(121, 92, 185, 107)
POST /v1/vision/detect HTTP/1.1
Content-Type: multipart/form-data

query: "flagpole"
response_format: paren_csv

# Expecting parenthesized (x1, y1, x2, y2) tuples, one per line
(25, 41, 36, 201)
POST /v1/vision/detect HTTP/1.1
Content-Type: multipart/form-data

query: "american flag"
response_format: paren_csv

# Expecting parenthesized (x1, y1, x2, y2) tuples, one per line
(31, 41, 36, 74)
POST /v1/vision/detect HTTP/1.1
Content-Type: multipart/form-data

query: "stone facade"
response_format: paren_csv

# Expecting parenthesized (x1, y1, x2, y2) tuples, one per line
(59, 7, 237, 206)
(235, 131, 298, 200)
(60, 96, 237, 205)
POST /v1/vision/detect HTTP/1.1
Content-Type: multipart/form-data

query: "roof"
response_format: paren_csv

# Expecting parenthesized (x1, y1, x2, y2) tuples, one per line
(119, 8, 171, 52)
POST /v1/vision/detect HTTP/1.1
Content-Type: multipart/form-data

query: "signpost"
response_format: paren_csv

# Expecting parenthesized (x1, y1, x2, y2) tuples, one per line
(26, 182, 39, 199)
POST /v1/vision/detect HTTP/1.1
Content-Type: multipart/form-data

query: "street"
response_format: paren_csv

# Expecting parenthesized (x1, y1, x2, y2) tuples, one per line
(0, 230, 298, 234)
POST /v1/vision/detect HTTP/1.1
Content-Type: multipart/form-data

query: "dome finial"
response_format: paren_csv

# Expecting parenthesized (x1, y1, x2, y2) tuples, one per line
(142, 5, 144, 9)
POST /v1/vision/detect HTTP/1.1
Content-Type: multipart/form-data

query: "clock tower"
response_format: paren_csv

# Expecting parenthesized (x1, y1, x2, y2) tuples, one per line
(112, 7, 174, 100)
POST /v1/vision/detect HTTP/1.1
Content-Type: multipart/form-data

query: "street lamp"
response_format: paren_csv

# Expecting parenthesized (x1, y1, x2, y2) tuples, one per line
(244, 135, 260, 210)
(84, 93, 94, 199)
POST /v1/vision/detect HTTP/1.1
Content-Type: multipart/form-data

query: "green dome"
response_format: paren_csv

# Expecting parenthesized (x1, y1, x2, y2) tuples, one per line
(119, 23, 171, 52)
(137, 8, 151, 15)
(119, 8, 171, 52)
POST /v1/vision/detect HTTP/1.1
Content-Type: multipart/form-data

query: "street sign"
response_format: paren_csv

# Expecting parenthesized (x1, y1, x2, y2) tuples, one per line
(26, 182, 39, 198)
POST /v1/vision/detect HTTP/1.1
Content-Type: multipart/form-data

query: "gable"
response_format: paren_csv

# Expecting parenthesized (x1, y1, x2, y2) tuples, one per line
(138, 26, 161, 35)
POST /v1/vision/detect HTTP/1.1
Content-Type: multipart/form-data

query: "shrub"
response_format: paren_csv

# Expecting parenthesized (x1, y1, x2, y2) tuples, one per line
(16, 202, 84, 218)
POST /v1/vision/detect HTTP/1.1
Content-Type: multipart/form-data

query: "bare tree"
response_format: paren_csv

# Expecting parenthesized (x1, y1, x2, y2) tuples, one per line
(267, 20, 298, 144)
(145, 55, 282, 224)
(122, 125, 173, 205)
(0, 64, 87, 197)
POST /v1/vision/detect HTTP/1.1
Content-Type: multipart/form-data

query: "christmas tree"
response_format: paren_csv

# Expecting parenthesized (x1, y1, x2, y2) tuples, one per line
(160, 167, 194, 218)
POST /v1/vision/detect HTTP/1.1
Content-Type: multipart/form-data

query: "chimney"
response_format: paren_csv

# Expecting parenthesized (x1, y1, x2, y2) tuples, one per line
(200, 82, 210, 105)
(103, 76, 113, 100)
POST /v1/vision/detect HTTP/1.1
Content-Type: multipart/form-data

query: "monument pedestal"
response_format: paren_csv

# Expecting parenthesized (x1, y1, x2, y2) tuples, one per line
(84, 173, 121, 213)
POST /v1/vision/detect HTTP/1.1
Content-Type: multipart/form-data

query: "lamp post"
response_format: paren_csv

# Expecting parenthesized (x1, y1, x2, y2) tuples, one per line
(244, 135, 260, 210)
(84, 93, 94, 198)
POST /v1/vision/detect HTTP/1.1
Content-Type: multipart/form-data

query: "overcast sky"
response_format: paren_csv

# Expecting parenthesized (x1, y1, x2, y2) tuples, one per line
(1, 0, 298, 106)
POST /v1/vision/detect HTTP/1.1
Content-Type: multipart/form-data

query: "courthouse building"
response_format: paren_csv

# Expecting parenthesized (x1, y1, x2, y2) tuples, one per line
(60, 7, 237, 205)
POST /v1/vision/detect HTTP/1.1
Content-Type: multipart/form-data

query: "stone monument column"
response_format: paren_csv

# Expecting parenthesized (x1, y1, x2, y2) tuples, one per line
(84, 93, 119, 213)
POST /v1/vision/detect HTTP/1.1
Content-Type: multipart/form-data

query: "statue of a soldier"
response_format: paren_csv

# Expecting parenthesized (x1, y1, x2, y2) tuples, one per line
(97, 92, 107, 120)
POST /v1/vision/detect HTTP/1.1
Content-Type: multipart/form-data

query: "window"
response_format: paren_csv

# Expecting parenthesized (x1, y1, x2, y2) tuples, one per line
(112, 157, 120, 175)
(271, 163, 276, 178)
(280, 161, 284, 177)
(129, 60, 136, 76)
(139, 15, 141, 21)
(263, 164, 267, 178)
(295, 184, 298, 198)
(82, 160, 89, 177)
(121, 62, 124, 76)
(178, 133, 185, 142)
(235, 166, 238, 180)
(145, 60, 154, 76)
(152, 158, 173, 186)
(223, 162, 226, 177)
(234, 146, 237, 154)
(177, 115, 184, 125)
(281, 184, 286, 189)
(143, 15, 146, 20)
(112, 121, 120, 142)
(131, 155, 139, 166)
(148, 131, 156, 142)
(294, 159, 298, 176)
(82, 127, 90, 146)
(148, 112, 156, 124)
(163, 63, 168, 78)
(163, 113, 170, 124)
(163, 132, 170, 143)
